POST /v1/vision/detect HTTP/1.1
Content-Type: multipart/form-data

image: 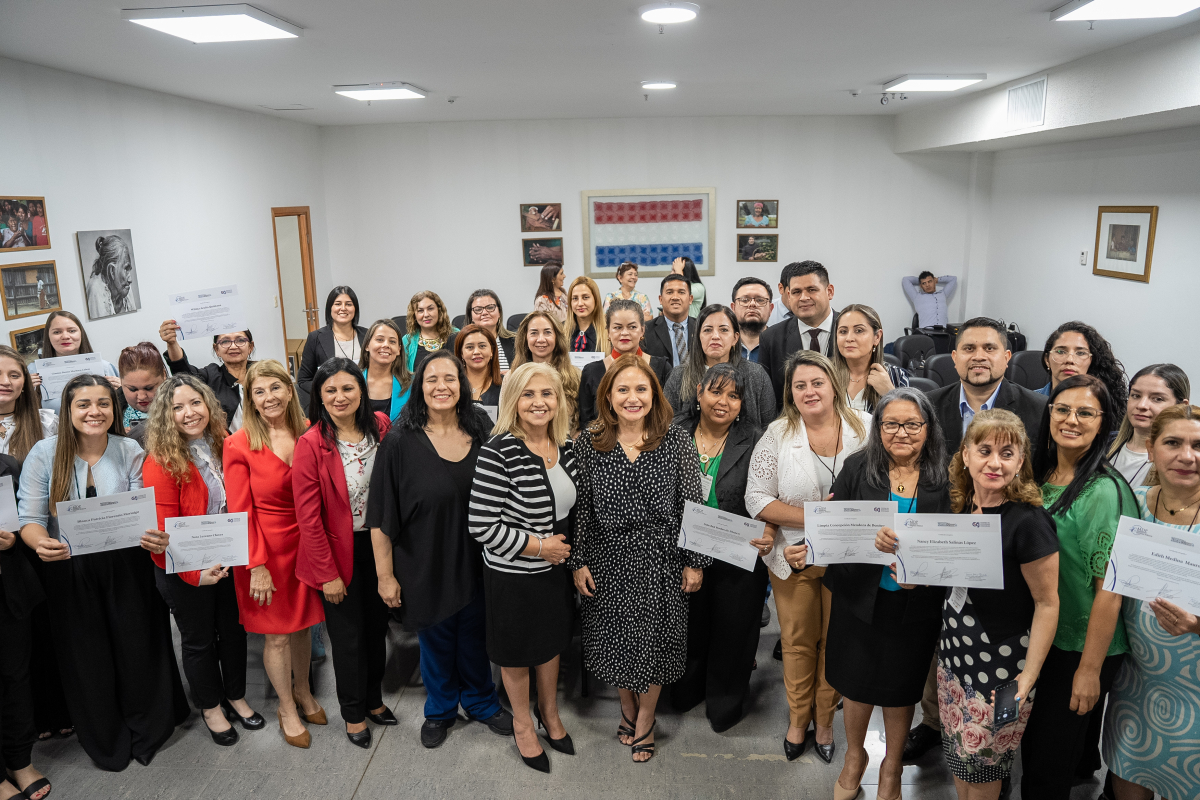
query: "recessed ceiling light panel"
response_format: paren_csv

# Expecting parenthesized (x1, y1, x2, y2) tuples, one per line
(122, 4, 301, 43)
(883, 74, 986, 92)
(333, 82, 427, 101)
(639, 2, 700, 23)
(641, 81, 677, 89)
(1051, 0, 1200, 20)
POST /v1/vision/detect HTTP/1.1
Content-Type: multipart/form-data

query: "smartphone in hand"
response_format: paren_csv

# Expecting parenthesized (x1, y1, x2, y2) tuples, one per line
(993, 679, 1020, 727)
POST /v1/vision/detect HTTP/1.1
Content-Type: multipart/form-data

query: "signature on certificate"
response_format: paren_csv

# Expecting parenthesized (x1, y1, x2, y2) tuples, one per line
(935, 567, 959, 581)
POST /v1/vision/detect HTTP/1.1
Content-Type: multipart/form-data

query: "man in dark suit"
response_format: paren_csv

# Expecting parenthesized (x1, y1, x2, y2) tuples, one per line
(903, 315, 1049, 764)
(641, 274, 696, 367)
(759, 261, 838, 405)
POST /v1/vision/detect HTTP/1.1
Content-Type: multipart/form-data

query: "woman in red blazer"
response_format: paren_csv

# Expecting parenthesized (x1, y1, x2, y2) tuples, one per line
(142, 374, 264, 747)
(294, 358, 394, 748)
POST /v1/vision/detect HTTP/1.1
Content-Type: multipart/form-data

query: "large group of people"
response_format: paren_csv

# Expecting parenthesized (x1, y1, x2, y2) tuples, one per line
(0, 258, 1196, 800)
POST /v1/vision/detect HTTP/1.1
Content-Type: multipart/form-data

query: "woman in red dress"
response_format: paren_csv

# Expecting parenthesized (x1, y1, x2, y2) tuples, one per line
(225, 359, 326, 749)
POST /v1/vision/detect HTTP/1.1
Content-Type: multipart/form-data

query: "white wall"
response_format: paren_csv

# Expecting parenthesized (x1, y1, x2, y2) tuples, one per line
(984, 125, 1200, 382)
(0, 57, 326, 368)
(319, 116, 976, 339)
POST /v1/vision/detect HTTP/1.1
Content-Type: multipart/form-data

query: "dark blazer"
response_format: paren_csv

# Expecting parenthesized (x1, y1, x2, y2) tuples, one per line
(297, 324, 368, 410)
(577, 355, 673, 430)
(927, 379, 1048, 458)
(165, 350, 254, 428)
(642, 315, 697, 365)
(685, 416, 761, 518)
(0, 454, 44, 619)
(821, 450, 950, 625)
(759, 309, 839, 406)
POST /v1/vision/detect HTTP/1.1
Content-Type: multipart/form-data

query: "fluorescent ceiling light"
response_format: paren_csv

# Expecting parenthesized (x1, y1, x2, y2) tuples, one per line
(641, 81, 677, 89)
(122, 4, 301, 43)
(639, 3, 700, 23)
(884, 74, 986, 92)
(1052, 0, 1200, 20)
(334, 82, 426, 101)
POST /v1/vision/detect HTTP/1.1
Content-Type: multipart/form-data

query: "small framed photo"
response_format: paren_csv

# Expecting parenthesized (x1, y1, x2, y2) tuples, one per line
(737, 233, 777, 263)
(0, 197, 51, 252)
(1093, 206, 1157, 283)
(737, 200, 778, 229)
(2, 260, 62, 321)
(523, 237, 563, 267)
(9, 323, 44, 364)
(521, 203, 562, 232)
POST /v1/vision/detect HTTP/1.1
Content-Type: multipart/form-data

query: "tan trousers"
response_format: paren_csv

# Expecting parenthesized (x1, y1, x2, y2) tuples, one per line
(919, 654, 939, 730)
(770, 566, 839, 730)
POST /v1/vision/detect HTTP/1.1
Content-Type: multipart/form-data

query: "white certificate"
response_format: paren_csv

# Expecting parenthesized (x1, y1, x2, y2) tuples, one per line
(56, 488, 157, 557)
(169, 284, 247, 340)
(163, 513, 250, 574)
(892, 513, 1004, 589)
(569, 352, 605, 369)
(678, 500, 764, 572)
(33, 354, 105, 402)
(1104, 515, 1200, 611)
(805, 501, 897, 567)
(0, 475, 18, 533)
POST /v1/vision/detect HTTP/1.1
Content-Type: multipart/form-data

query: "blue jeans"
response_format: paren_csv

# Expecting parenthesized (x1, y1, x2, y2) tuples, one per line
(416, 591, 500, 721)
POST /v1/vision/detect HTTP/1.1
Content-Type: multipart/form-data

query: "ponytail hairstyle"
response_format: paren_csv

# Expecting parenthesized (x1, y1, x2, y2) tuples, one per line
(117, 341, 168, 378)
(49, 374, 123, 508)
(0, 345, 45, 461)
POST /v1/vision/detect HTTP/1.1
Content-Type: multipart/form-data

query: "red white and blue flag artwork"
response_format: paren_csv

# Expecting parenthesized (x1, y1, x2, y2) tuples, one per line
(589, 195, 709, 269)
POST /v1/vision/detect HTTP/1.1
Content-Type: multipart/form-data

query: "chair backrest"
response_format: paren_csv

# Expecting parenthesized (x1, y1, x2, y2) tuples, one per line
(924, 353, 958, 388)
(507, 313, 529, 331)
(1007, 350, 1049, 391)
(451, 314, 467, 330)
(908, 376, 940, 394)
(883, 352, 901, 369)
(391, 315, 407, 336)
(893, 334, 937, 372)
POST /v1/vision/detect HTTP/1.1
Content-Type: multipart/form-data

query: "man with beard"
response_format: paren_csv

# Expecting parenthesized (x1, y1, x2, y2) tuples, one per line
(730, 277, 774, 363)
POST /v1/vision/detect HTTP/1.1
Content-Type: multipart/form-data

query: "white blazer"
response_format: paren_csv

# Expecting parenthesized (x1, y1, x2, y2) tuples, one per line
(744, 410, 871, 579)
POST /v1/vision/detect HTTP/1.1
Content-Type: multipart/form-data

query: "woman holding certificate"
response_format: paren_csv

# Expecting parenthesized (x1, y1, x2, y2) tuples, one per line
(159, 321, 255, 433)
(745, 350, 869, 763)
(142, 374, 263, 747)
(293, 359, 394, 749)
(17, 374, 188, 771)
(1021, 374, 1137, 800)
(224, 360, 326, 750)
(1102, 403, 1200, 800)
(29, 312, 121, 415)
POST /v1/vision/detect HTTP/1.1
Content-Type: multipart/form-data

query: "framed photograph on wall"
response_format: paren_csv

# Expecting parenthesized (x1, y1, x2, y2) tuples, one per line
(521, 204, 562, 232)
(0, 196, 51, 252)
(522, 237, 564, 267)
(737, 200, 778, 229)
(76, 229, 142, 320)
(580, 187, 716, 279)
(1093, 206, 1157, 283)
(737, 233, 777, 263)
(9, 323, 44, 364)
(2, 260, 62, 321)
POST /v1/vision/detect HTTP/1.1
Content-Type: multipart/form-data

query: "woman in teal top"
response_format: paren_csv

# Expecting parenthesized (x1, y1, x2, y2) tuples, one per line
(401, 291, 457, 372)
(1103, 405, 1200, 800)
(358, 320, 412, 421)
(1023, 374, 1136, 800)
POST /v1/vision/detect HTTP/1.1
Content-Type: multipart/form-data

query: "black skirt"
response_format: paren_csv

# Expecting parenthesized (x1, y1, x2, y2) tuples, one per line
(825, 586, 941, 707)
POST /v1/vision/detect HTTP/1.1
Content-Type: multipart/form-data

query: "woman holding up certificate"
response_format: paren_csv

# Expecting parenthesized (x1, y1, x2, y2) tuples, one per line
(745, 350, 869, 763)
(1103, 403, 1200, 800)
(17, 374, 188, 771)
(143, 374, 263, 748)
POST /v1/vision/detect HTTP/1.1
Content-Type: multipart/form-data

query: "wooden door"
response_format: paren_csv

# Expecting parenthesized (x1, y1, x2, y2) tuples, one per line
(271, 206, 318, 376)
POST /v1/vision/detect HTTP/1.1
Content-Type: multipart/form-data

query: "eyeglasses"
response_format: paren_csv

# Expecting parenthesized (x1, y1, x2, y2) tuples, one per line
(1050, 347, 1091, 361)
(881, 421, 927, 435)
(216, 337, 250, 348)
(734, 296, 770, 308)
(1050, 404, 1101, 422)
(471, 304, 498, 315)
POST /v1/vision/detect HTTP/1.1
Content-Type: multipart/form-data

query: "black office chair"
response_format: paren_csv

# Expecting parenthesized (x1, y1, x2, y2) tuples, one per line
(908, 376, 940, 394)
(391, 315, 407, 335)
(451, 314, 467, 329)
(507, 313, 529, 331)
(883, 353, 901, 369)
(893, 334, 937, 372)
(924, 353, 958, 388)
(1007, 350, 1050, 391)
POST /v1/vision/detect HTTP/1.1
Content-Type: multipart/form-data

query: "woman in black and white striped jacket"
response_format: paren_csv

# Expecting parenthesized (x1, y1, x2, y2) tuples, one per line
(468, 362, 578, 773)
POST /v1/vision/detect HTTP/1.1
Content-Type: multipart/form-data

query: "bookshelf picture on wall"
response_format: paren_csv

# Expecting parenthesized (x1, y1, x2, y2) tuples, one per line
(737, 200, 778, 228)
(0, 197, 51, 252)
(2, 260, 61, 321)
(737, 234, 777, 262)
(76, 229, 142, 320)
(1093, 206, 1157, 284)
(521, 204, 562, 232)
(9, 323, 44, 364)
(523, 237, 563, 266)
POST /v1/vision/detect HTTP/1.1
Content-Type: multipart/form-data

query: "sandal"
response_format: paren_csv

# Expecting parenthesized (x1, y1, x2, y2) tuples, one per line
(55, 729, 73, 739)
(21, 777, 51, 800)
(631, 720, 656, 763)
(617, 712, 636, 744)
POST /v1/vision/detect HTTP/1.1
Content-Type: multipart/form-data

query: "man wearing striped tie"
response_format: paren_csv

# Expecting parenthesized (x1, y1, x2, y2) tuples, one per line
(642, 275, 696, 368)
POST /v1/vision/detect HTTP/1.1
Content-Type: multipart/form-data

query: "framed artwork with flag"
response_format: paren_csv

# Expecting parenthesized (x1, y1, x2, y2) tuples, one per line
(580, 188, 716, 279)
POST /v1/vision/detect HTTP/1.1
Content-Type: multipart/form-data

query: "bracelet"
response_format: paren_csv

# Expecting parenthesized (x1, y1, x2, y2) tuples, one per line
(536, 537, 543, 558)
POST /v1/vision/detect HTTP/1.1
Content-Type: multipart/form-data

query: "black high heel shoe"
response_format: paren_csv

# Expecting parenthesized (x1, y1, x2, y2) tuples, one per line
(520, 749, 550, 773)
(534, 706, 575, 755)
(784, 730, 808, 762)
(346, 726, 372, 749)
(204, 710, 239, 747)
(221, 699, 266, 731)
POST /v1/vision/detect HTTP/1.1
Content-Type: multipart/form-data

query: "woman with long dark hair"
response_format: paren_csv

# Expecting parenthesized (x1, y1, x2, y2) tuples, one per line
(296, 286, 367, 410)
(830, 303, 909, 413)
(532, 263, 568, 325)
(455, 324, 504, 407)
(1106, 364, 1190, 487)
(30, 312, 120, 414)
(358, 319, 412, 421)
(1036, 321, 1127, 413)
(118, 342, 168, 446)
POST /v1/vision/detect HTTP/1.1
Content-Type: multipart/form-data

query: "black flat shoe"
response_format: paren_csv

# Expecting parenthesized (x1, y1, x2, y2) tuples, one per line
(420, 717, 455, 749)
(133, 752, 154, 767)
(206, 722, 239, 747)
(221, 701, 265, 731)
(520, 749, 550, 773)
(784, 733, 807, 761)
(902, 723, 941, 762)
(534, 707, 575, 755)
(773, 639, 783, 661)
(815, 740, 835, 763)
(346, 727, 372, 749)
(476, 709, 514, 737)
(366, 707, 398, 726)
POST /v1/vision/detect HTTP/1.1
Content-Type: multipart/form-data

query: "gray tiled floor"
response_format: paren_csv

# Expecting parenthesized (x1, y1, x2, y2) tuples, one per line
(31, 601, 1110, 799)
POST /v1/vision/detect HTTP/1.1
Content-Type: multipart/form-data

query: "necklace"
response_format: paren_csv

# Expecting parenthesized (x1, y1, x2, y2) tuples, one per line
(527, 438, 557, 468)
(618, 432, 644, 452)
(333, 334, 355, 359)
(418, 336, 441, 352)
(695, 426, 729, 466)
(1154, 486, 1200, 521)
(891, 463, 918, 493)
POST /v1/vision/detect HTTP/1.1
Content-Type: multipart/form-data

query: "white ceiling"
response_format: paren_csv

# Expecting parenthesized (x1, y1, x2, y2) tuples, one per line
(1, 0, 1196, 127)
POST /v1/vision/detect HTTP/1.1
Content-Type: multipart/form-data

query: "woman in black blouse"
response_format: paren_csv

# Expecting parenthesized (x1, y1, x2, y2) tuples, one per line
(454, 324, 503, 407)
(566, 276, 608, 353)
(159, 321, 255, 432)
(366, 350, 512, 750)
(577, 299, 672, 429)
(296, 286, 368, 410)
(446, 290, 517, 371)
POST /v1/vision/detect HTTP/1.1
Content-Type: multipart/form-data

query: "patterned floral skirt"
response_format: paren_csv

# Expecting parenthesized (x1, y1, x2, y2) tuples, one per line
(936, 593, 1035, 783)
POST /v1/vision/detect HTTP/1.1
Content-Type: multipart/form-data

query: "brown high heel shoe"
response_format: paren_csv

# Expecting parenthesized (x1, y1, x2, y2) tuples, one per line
(292, 691, 327, 725)
(277, 709, 311, 749)
(834, 753, 869, 800)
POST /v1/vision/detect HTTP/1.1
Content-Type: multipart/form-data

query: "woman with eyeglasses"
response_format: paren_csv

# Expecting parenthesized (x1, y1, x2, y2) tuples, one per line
(447, 290, 517, 372)
(1106, 364, 1190, 487)
(1036, 322, 1127, 413)
(29, 312, 121, 415)
(1020, 374, 1136, 800)
(160, 320, 256, 433)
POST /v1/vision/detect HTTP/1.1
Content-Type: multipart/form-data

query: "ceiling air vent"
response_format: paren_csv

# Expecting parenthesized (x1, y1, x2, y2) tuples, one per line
(1007, 76, 1047, 130)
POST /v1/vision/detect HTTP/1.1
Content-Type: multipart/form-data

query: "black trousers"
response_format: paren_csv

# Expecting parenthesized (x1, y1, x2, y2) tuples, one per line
(154, 568, 247, 710)
(22, 548, 71, 736)
(45, 549, 190, 771)
(323, 531, 389, 724)
(1020, 645, 1124, 800)
(0, 585, 36, 774)
(669, 558, 769, 731)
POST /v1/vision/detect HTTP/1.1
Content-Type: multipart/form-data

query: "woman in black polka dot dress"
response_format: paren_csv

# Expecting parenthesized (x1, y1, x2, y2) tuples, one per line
(568, 355, 707, 763)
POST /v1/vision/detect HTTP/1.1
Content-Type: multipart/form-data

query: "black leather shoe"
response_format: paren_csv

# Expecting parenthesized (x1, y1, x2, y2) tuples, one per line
(420, 717, 455, 748)
(366, 707, 398, 726)
(221, 701, 265, 731)
(521, 749, 550, 773)
(760, 603, 770, 628)
(206, 720, 239, 747)
(347, 727, 372, 749)
(784, 733, 807, 761)
(773, 638, 783, 661)
(902, 723, 941, 762)
(534, 707, 575, 755)
(134, 752, 155, 767)
(814, 740, 835, 764)
(476, 709, 514, 737)
(1000, 776, 1012, 800)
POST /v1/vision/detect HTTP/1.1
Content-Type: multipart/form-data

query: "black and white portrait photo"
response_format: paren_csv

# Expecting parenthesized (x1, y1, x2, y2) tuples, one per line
(76, 229, 142, 320)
